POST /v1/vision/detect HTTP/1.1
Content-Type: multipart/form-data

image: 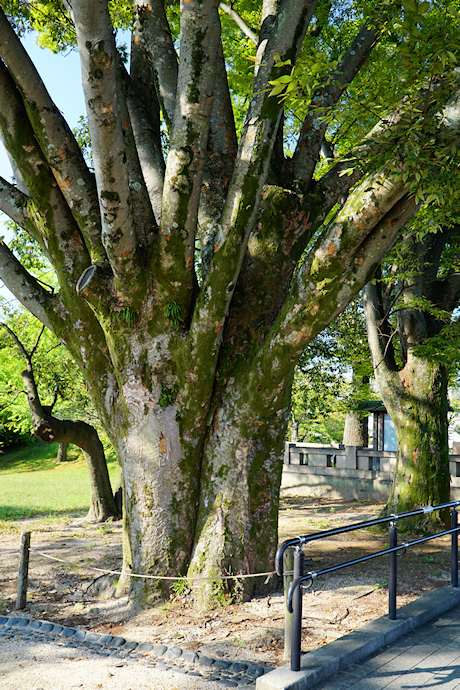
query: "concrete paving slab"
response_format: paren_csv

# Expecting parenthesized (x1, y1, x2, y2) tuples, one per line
(256, 586, 460, 690)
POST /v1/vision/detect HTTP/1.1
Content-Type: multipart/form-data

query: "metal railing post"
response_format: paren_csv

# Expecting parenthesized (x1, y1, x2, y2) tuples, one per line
(389, 519, 397, 620)
(291, 546, 304, 672)
(283, 547, 294, 661)
(452, 507, 458, 588)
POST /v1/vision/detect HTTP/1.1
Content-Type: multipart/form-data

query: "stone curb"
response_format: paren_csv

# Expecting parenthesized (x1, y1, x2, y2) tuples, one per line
(0, 614, 275, 688)
(256, 585, 460, 690)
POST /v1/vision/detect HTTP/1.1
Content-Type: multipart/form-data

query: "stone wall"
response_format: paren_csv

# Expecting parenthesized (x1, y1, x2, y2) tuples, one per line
(282, 443, 460, 502)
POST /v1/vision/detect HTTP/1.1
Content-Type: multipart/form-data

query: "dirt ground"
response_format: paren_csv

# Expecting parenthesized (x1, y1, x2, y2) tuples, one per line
(0, 496, 453, 668)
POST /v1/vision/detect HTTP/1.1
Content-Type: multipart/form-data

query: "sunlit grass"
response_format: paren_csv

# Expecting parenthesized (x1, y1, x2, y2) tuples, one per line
(0, 442, 119, 523)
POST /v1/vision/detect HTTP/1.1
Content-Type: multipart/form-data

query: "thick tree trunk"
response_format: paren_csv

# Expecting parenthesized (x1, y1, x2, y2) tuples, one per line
(384, 357, 450, 520)
(106, 338, 292, 607)
(187, 368, 291, 606)
(113, 404, 199, 602)
(364, 270, 453, 526)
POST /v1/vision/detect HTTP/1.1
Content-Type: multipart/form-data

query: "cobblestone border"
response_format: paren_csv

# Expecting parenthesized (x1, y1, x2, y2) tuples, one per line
(0, 615, 274, 688)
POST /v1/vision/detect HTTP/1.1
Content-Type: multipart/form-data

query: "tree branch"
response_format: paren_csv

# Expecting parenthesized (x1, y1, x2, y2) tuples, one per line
(0, 6, 105, 261)
(0, 321, 32, 364)
(133, 0, 178, 131)
(364, 279, 400, 384)
(0, 60, 92, 285)
(72, 0, 146, 299)
(0, 176, 32, 230)
(156, 0, 222, 315)
(290, 5, 390, 189)
(30, 324, 46, 360)
(0, 240, 56, 329)
(303, 81, 442, 231)
(199, 37, 238, 278)
(0, 390, 25, 410)
(219, 2, 258, 45)
(114, 58, 158, 245)
(127, 38, 165, 222)
(263, 180, 416, 372)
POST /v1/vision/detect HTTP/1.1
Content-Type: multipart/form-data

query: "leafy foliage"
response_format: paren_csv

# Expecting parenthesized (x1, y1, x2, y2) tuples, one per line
(291, 299, 373, 442)
(270, 0, 460, 209)
(0, 309, 98, 447)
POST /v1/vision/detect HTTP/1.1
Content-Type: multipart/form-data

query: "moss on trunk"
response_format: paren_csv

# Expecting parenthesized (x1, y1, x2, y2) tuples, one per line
(383, 357, 450, 526)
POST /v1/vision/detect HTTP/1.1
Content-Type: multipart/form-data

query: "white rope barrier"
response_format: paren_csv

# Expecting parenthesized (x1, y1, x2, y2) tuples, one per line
(31, 548, 276, 584)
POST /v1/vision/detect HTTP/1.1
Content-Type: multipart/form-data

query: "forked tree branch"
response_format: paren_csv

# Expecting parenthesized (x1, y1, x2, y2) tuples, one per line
(0, 321, 33, 364)
(266, 180, 415, 370)
(0, 6, 104, 261)
(234, 193, 416, 412)
(0, 61, 92, 286)
(72, 0, 146, 297)
(0, 241, 56, 329)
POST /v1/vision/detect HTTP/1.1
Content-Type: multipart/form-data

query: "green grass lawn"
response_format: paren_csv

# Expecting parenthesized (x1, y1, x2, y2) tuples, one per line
(0, 442, 119, 522)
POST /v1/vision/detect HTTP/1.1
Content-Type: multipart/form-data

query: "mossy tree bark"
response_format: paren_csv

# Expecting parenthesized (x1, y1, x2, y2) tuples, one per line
(364, 225, 460, 523)
(0, 1, 459, 604)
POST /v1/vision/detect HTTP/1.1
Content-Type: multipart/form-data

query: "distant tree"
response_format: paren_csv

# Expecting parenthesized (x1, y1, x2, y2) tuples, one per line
(291, 300, 373, 444)
(0, 319, 119, 521)
(364, 222, 460, 520)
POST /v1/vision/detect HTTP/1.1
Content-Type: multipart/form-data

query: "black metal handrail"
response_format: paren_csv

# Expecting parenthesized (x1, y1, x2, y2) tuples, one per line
(275, 500, 458, 576)
(278, 500, 460, 672)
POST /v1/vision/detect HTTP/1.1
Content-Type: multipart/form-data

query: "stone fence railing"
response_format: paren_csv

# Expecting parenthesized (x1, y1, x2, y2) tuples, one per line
(282, 442, 460, 501)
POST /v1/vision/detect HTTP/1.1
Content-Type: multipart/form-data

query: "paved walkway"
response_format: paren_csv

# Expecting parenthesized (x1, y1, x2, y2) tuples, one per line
(258, 587, 460, 689)
(315, 601, 460, 689)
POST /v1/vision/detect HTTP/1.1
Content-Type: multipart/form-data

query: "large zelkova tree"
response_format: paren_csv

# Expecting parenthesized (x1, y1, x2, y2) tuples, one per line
(364, 221, 460, 519)
(0, 0, 459, 604)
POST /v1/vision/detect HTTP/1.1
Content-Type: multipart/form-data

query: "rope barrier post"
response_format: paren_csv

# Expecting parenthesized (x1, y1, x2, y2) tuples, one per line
(16, 531, 31, 610)
(291, 546, 304, 672)
(389, 520, 397, 620)
(283, 547, 294, 661)
(452, 507, 458, 588)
